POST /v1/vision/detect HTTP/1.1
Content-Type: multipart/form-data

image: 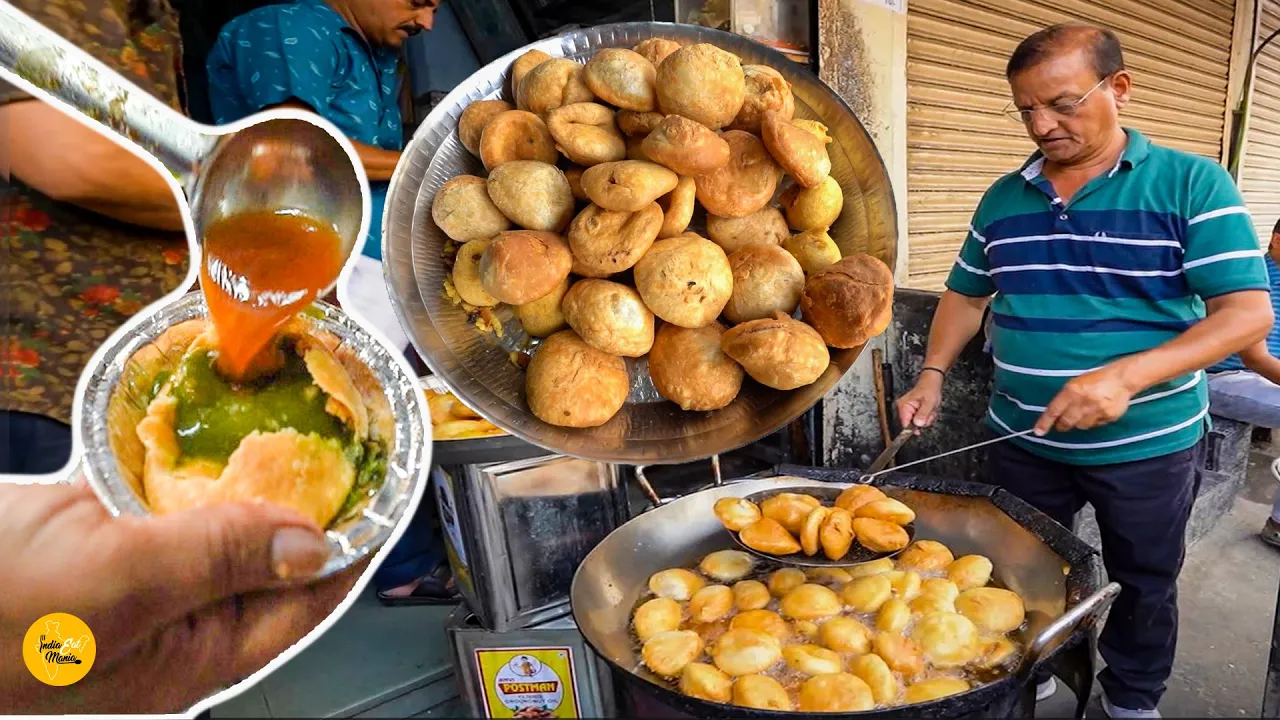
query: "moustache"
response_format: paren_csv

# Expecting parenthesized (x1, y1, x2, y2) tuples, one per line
(399, 24, 424, 36)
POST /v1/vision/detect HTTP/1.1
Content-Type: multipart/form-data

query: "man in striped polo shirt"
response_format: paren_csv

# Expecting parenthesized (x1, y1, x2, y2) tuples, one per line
(1206, 218, 1280, 546)
(896, 24, 1273, 719)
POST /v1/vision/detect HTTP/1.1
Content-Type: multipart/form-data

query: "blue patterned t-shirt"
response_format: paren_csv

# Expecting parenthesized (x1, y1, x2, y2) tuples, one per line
(206, 0, 403, 260)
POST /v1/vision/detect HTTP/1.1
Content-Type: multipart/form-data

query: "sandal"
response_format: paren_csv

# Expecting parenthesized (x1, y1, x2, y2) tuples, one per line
(376, 563, 462, 606)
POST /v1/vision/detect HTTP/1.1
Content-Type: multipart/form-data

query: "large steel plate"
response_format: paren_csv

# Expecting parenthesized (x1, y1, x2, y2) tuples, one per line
(384, 22, 897, 465)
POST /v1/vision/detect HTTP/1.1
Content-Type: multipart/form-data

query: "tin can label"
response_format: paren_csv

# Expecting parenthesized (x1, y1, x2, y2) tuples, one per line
(474, 647, 580, 718)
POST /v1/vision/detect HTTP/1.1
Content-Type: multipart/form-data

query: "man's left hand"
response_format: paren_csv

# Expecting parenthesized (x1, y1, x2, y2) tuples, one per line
(1035, 366, 1134, 435)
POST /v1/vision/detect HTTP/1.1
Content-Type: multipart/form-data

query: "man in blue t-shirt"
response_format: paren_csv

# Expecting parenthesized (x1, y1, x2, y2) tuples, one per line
(1208, 217, 1280, 546)
(206, 0, 438, 354)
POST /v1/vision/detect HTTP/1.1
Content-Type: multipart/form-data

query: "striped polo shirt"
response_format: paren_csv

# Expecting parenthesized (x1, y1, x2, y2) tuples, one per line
(947, 129, 1269, 466)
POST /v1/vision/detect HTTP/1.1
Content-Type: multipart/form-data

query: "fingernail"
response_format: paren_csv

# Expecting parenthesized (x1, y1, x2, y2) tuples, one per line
(271, 526, 328, 580)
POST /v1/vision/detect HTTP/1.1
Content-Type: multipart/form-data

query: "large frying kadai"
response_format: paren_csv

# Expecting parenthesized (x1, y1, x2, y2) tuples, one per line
(383, 22, 898, 465)
(571, 467, 1119, 719)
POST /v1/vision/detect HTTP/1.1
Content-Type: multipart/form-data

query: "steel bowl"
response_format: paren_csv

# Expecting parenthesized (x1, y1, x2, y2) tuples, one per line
(571, 468, 1117, 719)
(77, 292, 432, 578)
(384, 22, 898, 465)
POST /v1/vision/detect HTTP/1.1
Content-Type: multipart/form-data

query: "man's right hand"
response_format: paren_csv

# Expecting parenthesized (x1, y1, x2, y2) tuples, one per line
(896, 371, 945, 430)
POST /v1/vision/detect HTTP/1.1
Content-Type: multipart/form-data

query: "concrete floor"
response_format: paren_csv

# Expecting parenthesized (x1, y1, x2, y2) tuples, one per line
(1038, 449, 1280, 718)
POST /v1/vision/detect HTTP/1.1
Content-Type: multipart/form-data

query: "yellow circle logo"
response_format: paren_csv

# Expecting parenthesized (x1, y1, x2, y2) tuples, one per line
(23, 613, 95, 686)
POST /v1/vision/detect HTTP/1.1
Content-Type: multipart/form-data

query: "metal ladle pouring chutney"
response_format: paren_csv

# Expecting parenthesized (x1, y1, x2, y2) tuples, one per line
(0, 2, 368, 292)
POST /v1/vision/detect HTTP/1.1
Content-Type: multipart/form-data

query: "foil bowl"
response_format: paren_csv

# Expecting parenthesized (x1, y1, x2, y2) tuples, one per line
(384, 21, 898, 465)
(77, 291, 432, 578)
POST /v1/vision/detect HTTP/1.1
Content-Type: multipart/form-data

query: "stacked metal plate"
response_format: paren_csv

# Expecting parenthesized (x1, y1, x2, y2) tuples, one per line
(384, 22, 898, 465)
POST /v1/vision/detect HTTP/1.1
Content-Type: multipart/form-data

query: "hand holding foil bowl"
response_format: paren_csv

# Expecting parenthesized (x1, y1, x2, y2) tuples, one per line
(78, 292, 432, 579)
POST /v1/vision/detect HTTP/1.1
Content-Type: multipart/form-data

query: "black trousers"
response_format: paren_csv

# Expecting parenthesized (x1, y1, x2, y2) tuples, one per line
(0, 411, 74, 474)
(986, 438, 1204, 711)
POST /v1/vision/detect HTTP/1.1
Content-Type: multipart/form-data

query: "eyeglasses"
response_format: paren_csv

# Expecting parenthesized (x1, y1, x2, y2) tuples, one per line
(1003, 76, 1110, 123)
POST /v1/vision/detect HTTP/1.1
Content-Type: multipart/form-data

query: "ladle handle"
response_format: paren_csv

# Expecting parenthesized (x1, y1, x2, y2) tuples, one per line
(1016, 581, 1121, 684)
(0, 2, 214, 186)
(633, 455, 723, 511)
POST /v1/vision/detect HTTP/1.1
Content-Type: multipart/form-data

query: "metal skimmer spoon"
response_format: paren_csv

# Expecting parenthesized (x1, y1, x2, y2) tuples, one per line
(0, 2, 368, 288)
(858, 428, 1038, 484)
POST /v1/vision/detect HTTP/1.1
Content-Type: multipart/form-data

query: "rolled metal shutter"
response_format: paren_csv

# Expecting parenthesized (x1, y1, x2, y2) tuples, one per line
(905, 0, 1238, 290)
(1243, 0, 1280, 244)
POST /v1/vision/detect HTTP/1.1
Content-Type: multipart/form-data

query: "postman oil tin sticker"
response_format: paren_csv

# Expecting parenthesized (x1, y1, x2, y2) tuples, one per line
(475, 647, 580, 718)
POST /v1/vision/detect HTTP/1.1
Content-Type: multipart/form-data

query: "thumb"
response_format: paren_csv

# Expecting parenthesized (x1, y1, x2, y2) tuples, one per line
(112, 502, 329, 625)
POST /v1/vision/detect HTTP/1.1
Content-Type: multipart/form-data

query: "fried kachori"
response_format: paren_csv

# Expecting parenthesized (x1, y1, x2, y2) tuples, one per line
(510, 49, 552, 100)
(739, 517, 801, 556)
(798, 673, 874, 713)
(567, 202, 663, 277)
(911, 611, 980, 668)
(633, 597, 682, 641)
(723, 244, 805, 325)
(450, 238, 500, 308)
(712, 628, 783, 676)
(779, 583, 842, 620)
(855, 497, 917, 526)
(680, 662, 732, 703)
(655, 43, 745, 130)
(783, 228, 843, 274)
(689, 584, 734, 623)
(649, 322, 744, 412)
(721, 313, 830, 390)
(732, 674, 792, 711)
(513, 276, 570, 337)
(799, 506, 829, 557)
(848, 556, 895, 578)
(876, 598, 911, 633)
(849, 653, 900, 705)
(695, 130, 780, 218)
(642, 630, 703, 677)
(633, 234, 733, 328)
(768, 568, 807, 597)
(525, 330, 629, 428)
(730, 64, 794, 133)
(819, 507, 855, 561)
(732, 580, 771, 611)
(947, 555, 995, 591)
(633, 37, 682, 67)
(706, 205, 791, 253)
(546, 102, 626, 166)
(852, 517, 910, 553)
(581, 160, 680, 212)
(840, 574, 892, 613)
(730, 609, 790, 643)
(897, 540, 955, 572)
(802, 253, 895, 348)
(478, 229, 572, 304)
(955, 587, 1026, 634)
(583, 48, 657, 111)
(818, 615, 872, 654)
(699, 549, 755, 583)
(762, 109, 832, 188)
(873, 631, 926, 680)
(478, 110, 559, 171)
(759, 492, 822, 534)
(561, 279, 655, 357)
(648, 567, 707, 601)
(781, 174, 844, 230)
(458, 99, 514, 157)
(657, 176, 697, 239)
(516, 58, 595, 117)
(783, 644, 843, 676)
(617, 109, 665, 136)
(714, 496, 762, 532)
(485, 161, 575, 232)
(834, 484, 886, 514)
(642, 114, 732, 176)
(432, 175, 512, 243)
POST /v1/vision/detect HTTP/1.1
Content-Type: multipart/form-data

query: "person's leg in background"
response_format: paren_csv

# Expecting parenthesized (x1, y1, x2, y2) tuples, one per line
(1206, 370, 1280, 546)
(0, 411, 73, 474)
(985, 438, 1085, 702)
(1077, 440, 1202, 719)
